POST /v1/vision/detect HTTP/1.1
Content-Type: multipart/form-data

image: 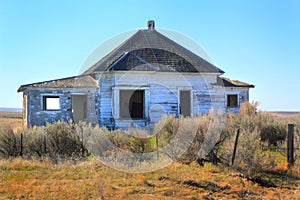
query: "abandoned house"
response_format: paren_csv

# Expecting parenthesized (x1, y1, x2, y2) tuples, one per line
(17, 20, 254, 128)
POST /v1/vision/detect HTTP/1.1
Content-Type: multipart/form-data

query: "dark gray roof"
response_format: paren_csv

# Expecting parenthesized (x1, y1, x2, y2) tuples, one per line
(219, 77, 255, 88)
(17, 75, 98, 92)
(83, 29, 224, 74)
(109, 48, 199, 72)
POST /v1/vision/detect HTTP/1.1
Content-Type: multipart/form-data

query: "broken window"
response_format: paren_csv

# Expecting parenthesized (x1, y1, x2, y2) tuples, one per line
(120, 90, 144, 119)
(43, 96, 60, 110)
(227, 94, 238, 108)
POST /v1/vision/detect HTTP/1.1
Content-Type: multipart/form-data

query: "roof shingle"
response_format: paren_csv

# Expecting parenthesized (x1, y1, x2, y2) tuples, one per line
(220, 77, 254, 88)
(83, 29, 224, 74)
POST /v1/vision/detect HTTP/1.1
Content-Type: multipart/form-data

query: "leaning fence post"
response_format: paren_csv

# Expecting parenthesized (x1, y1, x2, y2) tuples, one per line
(287, 124, 294, 168)
(231, 128, 240, 166)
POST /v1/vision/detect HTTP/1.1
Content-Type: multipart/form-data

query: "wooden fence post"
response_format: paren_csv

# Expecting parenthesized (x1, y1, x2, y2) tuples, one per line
(20, 133, 23, 157)
(156, 134, 159, 159)
(81, 130, 85, 157)
(287, 124, 294, 167)
(44, 134, 47, 153)
(231, 128, 240, 166)
(210, 147, 216, 165)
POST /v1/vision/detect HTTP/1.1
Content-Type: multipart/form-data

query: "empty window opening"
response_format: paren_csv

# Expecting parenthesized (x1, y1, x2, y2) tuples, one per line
(43, 96, 60, 110)
(120, 90, 144, 119)
(227, 94, 238, 107)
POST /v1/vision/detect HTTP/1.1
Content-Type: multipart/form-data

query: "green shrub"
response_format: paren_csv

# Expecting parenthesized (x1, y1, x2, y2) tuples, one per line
(44, 121, 85, 161)
(155, 115, 179, 147)
(260, 124, 285, 147)
(217, 102, 294, 172)
(128, 136, 156, 153)
(0, 121, 89, 162)
(21, 126, 47, 159)
(0, 126, 21, 158)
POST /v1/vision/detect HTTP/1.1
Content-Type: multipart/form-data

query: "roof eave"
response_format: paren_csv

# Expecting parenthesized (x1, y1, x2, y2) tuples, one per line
(17, 75, 98, 92)
(224, 85, 255, 88)
(17, 87, 26, 93)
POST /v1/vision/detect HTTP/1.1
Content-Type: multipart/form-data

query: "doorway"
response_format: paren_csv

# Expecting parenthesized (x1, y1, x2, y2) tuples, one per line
(179, 90, 191, 117)
(72, 95, 87, 123)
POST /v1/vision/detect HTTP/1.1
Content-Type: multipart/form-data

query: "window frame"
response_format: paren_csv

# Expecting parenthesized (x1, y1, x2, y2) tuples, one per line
(227, 94, 239, 108)
(112, 86, 149, 120)
(41, 95, 61, 111)
(119, 90, 145, 119)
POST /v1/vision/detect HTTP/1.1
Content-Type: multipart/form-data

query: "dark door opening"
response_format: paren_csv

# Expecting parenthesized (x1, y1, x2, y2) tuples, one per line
(120, 90, 144, 119)
(180, 90, 191, 117)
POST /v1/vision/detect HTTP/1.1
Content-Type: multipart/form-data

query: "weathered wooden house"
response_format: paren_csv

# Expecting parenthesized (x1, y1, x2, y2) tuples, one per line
(18, 21, 254, 128)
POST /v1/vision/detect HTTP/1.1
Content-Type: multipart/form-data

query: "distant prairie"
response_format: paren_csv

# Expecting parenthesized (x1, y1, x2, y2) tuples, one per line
(0, 107, 22, 112)
(263, 111, 300, 121)
(0, 111, 22, 130)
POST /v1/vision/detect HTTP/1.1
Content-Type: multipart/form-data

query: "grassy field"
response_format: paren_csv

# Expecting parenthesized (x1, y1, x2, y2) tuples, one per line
(0, 111, 299, 199)
(0, 158, 299, 199)
(0, 112, 22, 131)
(264, 111, 300, 122)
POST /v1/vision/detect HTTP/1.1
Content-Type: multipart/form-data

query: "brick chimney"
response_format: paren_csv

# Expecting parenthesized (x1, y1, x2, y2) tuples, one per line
(147, 20, 155, 31)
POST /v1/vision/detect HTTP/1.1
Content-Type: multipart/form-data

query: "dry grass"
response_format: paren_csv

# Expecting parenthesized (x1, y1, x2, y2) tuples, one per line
(0, 111, 299, 199)
(263, 111, 300, 122)
(0, 158, 299, 199)
(0, 112, 22, 131)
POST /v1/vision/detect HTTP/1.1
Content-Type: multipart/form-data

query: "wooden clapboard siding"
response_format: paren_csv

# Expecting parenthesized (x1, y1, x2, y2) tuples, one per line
(225, 87, 250, 113)
(98, 73, 114, 127)
(114, 73, 150, 86)
(149, 83, 178, 121)
(96, 72, 227, 128)
(94, 71, 252, 128)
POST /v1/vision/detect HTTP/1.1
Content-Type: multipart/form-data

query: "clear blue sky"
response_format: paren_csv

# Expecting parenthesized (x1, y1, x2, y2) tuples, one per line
(1, 0, 299, 111)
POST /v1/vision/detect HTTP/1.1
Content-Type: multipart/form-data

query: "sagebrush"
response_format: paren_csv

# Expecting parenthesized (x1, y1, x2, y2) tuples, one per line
(0, 102, 299, 173)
